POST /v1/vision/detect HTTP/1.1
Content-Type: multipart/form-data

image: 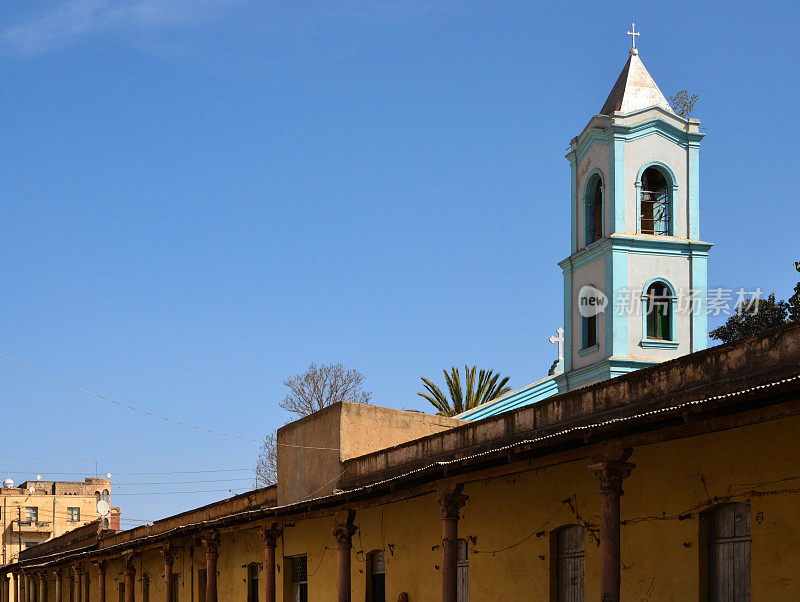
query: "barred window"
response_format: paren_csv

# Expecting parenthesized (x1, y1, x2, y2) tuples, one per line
(67, 507, 81, 522)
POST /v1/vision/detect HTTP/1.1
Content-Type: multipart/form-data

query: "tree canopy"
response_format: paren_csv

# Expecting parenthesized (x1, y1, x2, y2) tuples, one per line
(418, 365, 511, 417)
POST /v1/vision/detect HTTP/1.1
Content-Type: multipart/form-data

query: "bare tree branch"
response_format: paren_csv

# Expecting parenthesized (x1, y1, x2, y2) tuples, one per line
(254, 432, 277, 487)
(668, 90, 699, 118)
(279, 362, 372, 417)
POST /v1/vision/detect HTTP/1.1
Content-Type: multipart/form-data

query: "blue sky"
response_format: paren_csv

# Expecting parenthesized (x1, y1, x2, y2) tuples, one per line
(1, 0, 798, 524)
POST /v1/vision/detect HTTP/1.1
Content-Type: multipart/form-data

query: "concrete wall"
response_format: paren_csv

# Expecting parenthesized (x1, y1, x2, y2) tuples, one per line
(277, 402, 462, 505)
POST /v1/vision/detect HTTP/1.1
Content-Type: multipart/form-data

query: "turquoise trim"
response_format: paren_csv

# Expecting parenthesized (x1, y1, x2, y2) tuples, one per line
(610, 134, 626, 234)
(609, 117, 705, 148)
(690, 252, 709, 351)
(641, 339, 679, 349)
(607, 248, 629, 356)
(571, 130, 611, 166)
(582, 169, 605, 248)
(562, 262, 573, 372)
(635, 161, 679, 236)
(568, 155, 578, 254)
(554, 357, 658, 391)
(559, 235, 712, 274)
(688, 143, 701, 240)
(640, 276, 678, 346)
(458, 376, 561, 421)
(578, 343, 599, 357)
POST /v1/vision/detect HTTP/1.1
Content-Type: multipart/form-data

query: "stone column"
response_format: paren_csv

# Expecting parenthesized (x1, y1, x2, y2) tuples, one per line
(23, 573, 31, 602)
(331, 511, 356, 602)
(10, 573, 17, 602)
(161, 546, 174, 602)
(201, 535, 219, 602)
(437, 485, 467, 602)
(17, 573, 24, 602)
(93, 562, 106, 602)
(72, 567, 82, 602)
(37, 573, 45, 602)
(589, 460, 635, 602)
(54, 570, 62, 602)
(259, 525, 281, 602)
(123, 557, 135, 602)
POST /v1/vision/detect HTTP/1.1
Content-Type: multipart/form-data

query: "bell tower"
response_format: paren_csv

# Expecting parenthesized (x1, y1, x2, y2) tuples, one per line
(555, 31, 712, 392)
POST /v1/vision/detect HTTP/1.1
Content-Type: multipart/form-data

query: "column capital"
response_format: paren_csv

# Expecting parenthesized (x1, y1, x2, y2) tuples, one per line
(161, 545, 175, 565)
(92, 560, 108, 572)
(123, 554, 137, 574)
(331, 510, 357, 545)
(259, 523, 282, 549)
(72, 564, 84, 577)
(437, 484, 468, 521)
(588, 461, 635, 494)
(201, 534, 220, 559)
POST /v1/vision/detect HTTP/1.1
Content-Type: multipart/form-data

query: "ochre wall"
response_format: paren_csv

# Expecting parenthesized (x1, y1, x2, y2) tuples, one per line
(28, 414, 800, 601)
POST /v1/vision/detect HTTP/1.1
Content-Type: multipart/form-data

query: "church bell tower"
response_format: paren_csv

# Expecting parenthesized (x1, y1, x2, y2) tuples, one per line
(555, 29, 712, 391)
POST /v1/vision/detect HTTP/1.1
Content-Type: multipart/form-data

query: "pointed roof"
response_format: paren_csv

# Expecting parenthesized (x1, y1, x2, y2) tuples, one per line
(600, 49, 674, 116)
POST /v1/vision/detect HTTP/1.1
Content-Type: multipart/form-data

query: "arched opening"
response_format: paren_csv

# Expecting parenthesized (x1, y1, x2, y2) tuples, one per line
(584, 174, 603, 246)
(640, 167, 670, 235)
(102, 489, 109, 503)
(366, 550, 386, 602)
(645, 281, 673, 340)
(94, 492, 101, 502)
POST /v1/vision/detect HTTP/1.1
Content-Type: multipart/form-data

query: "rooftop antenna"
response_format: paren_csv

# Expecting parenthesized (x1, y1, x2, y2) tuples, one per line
(36, 475, 42, 481)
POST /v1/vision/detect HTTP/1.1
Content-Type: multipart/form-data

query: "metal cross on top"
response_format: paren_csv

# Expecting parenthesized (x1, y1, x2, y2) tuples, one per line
(627, 22, 640, 49)
(549, 327, 565, 362)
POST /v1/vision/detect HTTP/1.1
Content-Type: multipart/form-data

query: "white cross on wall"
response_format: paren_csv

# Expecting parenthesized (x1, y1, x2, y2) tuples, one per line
(627, 23, 640, 49)
(549, 327, 565, 362)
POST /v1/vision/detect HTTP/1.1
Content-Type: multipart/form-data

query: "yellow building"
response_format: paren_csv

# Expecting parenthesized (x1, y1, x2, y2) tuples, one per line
(3, 324, 800, 601)
(1, 477, 115, 566)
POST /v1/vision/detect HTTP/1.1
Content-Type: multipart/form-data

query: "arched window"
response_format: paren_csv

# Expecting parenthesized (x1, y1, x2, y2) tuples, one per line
(584, 174, 603, 246)
(102, 490, 109, 503)
(640, 167, 670, 235)
(644, 281, 674, 341)
(102, 518, 110, 530)
(704, 503, 750, 601)
(366, 550, 385, 602)
(552, 525, 585, 601)
(247, 563, 259, 602)
(95, 492, 101, 502)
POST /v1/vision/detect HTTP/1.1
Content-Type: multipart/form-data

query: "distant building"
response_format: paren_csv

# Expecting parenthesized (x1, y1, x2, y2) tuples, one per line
(0, 477, 117, 565)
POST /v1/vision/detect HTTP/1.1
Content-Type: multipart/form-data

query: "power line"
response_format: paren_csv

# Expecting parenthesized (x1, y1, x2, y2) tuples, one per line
(0, 353, 340, 451)
(2, 468, 253, 476)
(112, 488, 241, 496)
(0, 352, 260, 443)
(0, 456, 243, 465)
(113, 478, 253, 486)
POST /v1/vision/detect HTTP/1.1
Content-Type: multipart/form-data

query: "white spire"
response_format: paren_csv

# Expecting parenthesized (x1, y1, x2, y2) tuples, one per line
(599, 32, 674, 116)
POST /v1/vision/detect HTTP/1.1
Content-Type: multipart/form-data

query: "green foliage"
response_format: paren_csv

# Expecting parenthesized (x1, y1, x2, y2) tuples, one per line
(709, 293, 789, 344)
(418, 365, 511, 417)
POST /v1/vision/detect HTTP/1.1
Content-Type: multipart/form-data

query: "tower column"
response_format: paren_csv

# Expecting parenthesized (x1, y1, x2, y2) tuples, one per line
(37, 573, 45, 602)
(589, 460, 635, 602)
(331, 511, 356, 602)
(123, 557, 135, 602)
(54, 570, 62, 602)
(72, 567, 82, 602)
(437, 485, 468, 602)
(201, 535, 219, 602)
(260, 525, 281, 602)
(162, 547, 174, 602)
(93, 562, 106, 602)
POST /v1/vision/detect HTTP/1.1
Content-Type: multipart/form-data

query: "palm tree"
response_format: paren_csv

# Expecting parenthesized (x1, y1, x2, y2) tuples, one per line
(418, 365, 512, 417)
